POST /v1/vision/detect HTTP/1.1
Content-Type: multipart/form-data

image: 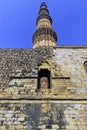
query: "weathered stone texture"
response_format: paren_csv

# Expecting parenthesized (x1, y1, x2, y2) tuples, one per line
(0, 48, 53, 87)
(0, 101, 87, 130)
(0, 47, 87, 99)
(0, 46, 87, 129)
(53, 47, 87, 99)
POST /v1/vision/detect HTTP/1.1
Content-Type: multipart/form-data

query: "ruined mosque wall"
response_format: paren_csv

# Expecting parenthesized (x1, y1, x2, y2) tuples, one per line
(0, 47, 87, 129)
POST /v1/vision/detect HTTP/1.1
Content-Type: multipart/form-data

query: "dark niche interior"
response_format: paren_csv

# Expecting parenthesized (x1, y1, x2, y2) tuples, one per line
(37, 69, 51, 91)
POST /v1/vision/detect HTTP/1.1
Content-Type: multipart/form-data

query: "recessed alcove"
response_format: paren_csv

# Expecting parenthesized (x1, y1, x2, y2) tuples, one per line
(37, 69, 51, 90)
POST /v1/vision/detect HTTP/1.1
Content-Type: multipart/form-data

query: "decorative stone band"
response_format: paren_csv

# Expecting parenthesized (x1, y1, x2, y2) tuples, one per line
(36, 14, 52, 25)
(37, 19, 52, 29)
(40, 2, 47, 8)
(32, 27, 57, 43)
(33, 40, 56, 48)
(38, 7, 49, 15)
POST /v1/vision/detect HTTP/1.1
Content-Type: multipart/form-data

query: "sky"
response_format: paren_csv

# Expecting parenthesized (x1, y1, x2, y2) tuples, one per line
(0, 0, 87, 48)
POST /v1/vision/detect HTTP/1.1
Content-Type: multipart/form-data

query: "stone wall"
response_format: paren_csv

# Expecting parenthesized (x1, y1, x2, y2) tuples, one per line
(0, 100, 87, 130)
(0, 48, 53, 88)
(0, 46, 87, 129)
(0, 47, 87, 99)
(53, 47, 87, 99)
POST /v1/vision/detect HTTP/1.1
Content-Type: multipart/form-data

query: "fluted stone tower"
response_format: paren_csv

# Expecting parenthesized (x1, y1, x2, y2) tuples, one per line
(33, 2, 57, 48)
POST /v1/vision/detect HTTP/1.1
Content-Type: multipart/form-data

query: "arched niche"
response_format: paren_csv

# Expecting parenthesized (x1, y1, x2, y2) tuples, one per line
(37, 62, 51, 91)
(38, 62, 50, 71)
(83, 60, 87, 73)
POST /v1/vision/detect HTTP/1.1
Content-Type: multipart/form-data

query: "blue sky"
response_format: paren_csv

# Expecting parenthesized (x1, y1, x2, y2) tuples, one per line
(0, 0, 87, 48)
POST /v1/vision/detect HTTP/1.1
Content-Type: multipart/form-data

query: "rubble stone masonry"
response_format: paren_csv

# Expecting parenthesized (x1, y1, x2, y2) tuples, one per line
(0, 46, 87, 130)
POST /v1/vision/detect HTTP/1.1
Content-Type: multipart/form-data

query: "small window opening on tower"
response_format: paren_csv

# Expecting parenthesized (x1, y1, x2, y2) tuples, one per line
(83, 60, 87, 73)
(37, 69, 51, 91)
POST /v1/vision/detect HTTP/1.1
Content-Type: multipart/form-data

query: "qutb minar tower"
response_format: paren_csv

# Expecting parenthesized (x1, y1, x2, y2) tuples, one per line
(33, 2, 57, 48)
